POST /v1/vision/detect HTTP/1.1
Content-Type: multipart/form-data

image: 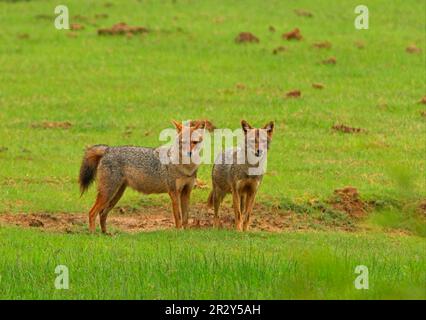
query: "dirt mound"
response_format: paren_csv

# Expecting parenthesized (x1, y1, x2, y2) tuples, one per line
(322, 56, 336, 64)
(313, 41, 331, 49)
(329, 187, 367, 218)
(418, 96, 426, 104)
(312, 83, 325, 89)
(70, 23, 84, 31)
(418, 201, 426, 216)
(286, 90, 301, 98)
(98, 23, 149, 36)
(332, 124, 363, 134)
(354, 41, 365, 49)
(235, 32, 259, 43)
(282, 28, 302, 40)
(31, 121, 72, 129)
(294, 9, 313, 17)
(406, 44, 421, 54)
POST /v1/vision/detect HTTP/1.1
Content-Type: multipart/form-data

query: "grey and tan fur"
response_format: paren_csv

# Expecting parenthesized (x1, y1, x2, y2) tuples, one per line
(79, 120, 206, 233)
(207, 120, 274, 231)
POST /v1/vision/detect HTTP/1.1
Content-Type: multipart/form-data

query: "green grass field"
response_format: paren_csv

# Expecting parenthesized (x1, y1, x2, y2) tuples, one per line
(0, 227, 424, 299)
(0, 0, 425, 299)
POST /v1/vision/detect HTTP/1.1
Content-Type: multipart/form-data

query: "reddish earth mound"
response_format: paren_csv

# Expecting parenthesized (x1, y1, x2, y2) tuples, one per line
(312, 83, 325, 89)
(329, 187, 367, 218)
(235, 32, 259, 43)
(70, 23, 84, 31)
(282, 28, 303, 40)
(286, 90, 301, 98)
(98, 22, 149, 36)
(332, 124, 363, 133)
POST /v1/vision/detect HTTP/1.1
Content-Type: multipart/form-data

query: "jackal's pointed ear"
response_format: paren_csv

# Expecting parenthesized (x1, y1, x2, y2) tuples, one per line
(192, 120, 204, 130)
(241, 120, 253, 133)
(172, 120, 182, 132)
(263, 121, 275, 137)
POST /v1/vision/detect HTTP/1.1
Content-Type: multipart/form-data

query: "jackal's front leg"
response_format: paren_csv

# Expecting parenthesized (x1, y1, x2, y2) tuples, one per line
(243, 190, 257, 231)
(169, 191, 183, 229)
(232, 190, 243, 231)
(180, 186, 192, 229)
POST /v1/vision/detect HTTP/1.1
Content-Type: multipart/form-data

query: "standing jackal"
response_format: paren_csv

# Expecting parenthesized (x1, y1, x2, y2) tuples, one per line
(79, 120, 206, 233)
(208, 120, 275, 231)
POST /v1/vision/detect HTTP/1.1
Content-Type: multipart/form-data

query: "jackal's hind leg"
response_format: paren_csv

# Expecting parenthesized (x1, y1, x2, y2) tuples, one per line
(99, 183, 127, 234)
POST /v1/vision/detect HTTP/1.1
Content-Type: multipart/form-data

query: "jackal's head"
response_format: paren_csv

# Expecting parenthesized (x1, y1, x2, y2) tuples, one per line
(241, 120, 275, 159)
(171, 120, 206, 164)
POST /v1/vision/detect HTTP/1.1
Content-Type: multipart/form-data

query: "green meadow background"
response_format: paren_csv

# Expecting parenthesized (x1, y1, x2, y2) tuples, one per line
(0, 0, 424, 299)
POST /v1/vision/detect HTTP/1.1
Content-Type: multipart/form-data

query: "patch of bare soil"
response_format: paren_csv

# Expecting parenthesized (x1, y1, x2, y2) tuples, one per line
(286, 90, 301, 98)
(235, 83, 246, 90)
(235, 32, 259, 43)
(418, 96, 426, 104)
(17, 33, 30, 39)
(418, 201, 426, 216)
(31, 121, 72, 129)
(0, 203, 351, 234)
(406, 44, 421, 54)
(313, 41, 331, 49)
(322, 56, 336, 64)
(312, 83, 325, 89)
(354, 40, 365, 49)
(329, 187, 367, 218)
(294, 9, 313, 17)
(282, 28, 303, 40)
(98, 22, 149, 36)
(70, 23, 85, 31)
(332, 124, 363, 133)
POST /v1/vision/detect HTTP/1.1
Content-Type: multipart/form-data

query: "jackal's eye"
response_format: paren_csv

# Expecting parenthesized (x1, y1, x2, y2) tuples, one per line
(247, 138, 256, 146)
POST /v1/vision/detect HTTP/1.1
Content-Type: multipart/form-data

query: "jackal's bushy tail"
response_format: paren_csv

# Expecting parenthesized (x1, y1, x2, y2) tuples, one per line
(207, 190, 214, 208)
(79, 145, 108, 195)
